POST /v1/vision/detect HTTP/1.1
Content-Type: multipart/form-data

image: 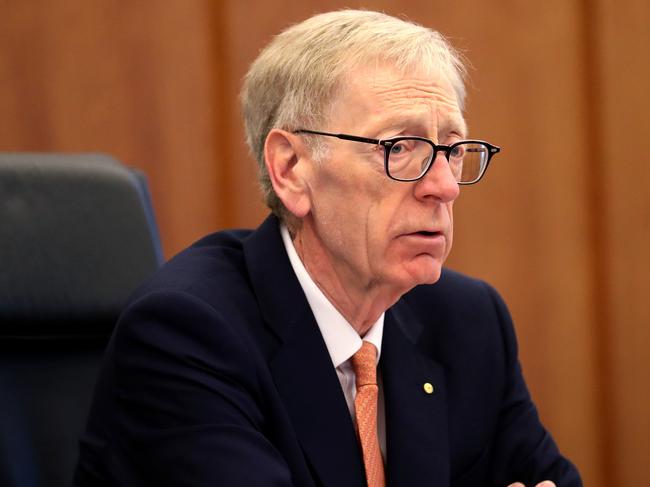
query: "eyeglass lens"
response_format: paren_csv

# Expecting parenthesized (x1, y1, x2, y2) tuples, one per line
(387, 139, 489, 183)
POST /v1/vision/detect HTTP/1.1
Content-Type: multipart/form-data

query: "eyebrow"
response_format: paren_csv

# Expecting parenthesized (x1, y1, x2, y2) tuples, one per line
(441, 118, 468, 138)
(380, 119, 468, 140)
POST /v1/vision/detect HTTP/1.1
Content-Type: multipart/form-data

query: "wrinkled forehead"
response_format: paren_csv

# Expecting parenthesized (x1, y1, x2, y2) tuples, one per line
(338, 50, 464, 101)
(329, 62, 467, 136)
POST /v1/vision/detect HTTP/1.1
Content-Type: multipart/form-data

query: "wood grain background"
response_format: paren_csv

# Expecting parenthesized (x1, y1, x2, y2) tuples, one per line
(1, 1, 648, 485)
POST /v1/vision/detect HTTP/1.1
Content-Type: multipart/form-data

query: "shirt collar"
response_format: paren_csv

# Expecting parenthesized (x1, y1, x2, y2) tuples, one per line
(280, 224, 384, 368)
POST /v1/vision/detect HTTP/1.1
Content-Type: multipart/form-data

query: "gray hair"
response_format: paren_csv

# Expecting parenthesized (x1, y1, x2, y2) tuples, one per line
(241, 9, 467, 221)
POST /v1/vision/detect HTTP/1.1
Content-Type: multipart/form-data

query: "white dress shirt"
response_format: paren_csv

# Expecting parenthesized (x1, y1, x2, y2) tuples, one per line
(280, 225, 386, 459)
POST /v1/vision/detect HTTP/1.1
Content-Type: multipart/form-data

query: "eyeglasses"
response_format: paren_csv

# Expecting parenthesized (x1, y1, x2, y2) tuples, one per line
(294, 129, 500, 185)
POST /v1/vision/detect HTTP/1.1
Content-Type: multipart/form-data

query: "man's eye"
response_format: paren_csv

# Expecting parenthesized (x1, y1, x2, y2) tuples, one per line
(450, 145, 464, 158)
(390, 141, 412, 155)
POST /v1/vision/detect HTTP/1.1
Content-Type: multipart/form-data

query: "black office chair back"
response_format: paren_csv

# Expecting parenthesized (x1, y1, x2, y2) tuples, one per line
(0, 154, 163, 487)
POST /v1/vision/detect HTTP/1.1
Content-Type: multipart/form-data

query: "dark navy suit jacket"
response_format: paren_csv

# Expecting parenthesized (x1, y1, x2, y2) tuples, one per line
(74, 215, 581, 486)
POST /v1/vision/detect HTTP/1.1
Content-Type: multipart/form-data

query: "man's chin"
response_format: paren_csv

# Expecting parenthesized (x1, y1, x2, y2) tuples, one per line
(403, 255, 443, 287)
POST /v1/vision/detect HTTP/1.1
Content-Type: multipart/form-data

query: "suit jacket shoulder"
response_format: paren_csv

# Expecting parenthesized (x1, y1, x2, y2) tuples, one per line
(390, 269, 581, 485)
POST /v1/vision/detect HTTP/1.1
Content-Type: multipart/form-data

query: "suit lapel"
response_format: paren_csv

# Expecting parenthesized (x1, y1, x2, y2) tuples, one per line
(381, 303, 450, 486)
(270, 319, 366, 487)
(244, 216, 366, 487)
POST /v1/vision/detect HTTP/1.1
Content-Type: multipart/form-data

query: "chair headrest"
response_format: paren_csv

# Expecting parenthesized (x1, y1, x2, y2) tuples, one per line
(0, 153, 163, 337)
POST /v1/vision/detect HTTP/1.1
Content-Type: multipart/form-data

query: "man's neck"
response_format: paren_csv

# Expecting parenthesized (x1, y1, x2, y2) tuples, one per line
(291, 224, 402, 336)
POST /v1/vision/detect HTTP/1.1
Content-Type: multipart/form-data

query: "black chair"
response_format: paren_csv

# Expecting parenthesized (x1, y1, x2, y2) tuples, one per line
(0, 153, 163, 487)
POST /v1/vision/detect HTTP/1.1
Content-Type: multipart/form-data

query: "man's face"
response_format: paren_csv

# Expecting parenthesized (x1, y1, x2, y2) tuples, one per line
(296, 64, 464, 297)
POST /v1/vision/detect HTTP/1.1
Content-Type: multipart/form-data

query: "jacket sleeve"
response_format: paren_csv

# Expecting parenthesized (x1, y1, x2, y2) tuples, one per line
(484, 282, 583, 487)
(85, 289, 294, 487)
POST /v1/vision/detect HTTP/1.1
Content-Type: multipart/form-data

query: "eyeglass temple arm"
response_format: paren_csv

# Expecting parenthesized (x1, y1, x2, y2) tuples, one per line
(294, 129, 380, 146)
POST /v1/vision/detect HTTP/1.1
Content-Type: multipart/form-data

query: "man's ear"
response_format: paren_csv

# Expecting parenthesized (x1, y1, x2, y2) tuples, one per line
(264, 129, 312, 218)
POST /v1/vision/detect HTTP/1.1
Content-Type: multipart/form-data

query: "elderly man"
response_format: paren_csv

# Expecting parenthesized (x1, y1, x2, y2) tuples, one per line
(75, 10, 581, 487)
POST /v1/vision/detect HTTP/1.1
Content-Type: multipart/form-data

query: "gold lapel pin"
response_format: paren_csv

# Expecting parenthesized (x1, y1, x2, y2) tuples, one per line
(423, 382, 435, 394)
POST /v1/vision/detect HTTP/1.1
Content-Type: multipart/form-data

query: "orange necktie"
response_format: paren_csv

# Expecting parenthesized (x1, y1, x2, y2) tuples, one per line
(351, 341, 385, 487)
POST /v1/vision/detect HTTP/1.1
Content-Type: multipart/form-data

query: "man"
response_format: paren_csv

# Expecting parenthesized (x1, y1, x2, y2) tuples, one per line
(75, 10, 581, 487)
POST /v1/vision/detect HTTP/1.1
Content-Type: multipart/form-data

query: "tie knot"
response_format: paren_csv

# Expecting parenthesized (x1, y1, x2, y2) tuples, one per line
(351, 341, 377, 387)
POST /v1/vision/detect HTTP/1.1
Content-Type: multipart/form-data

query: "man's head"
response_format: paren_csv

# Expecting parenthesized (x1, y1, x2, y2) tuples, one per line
(242, 10, 470, 313)
(242, 10, 466, 222)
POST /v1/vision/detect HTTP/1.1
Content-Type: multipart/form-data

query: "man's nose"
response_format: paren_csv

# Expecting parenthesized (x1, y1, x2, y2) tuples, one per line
(413, 152, 460, 203)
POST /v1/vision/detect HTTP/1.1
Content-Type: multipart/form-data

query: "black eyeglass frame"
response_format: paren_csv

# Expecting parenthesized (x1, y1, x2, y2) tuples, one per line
(294, 129, 501, 184)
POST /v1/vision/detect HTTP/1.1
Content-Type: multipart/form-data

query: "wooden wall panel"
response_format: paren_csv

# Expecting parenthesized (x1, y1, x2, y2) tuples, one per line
(594, 0, 650, 484)
(0, 1, 221, 257)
